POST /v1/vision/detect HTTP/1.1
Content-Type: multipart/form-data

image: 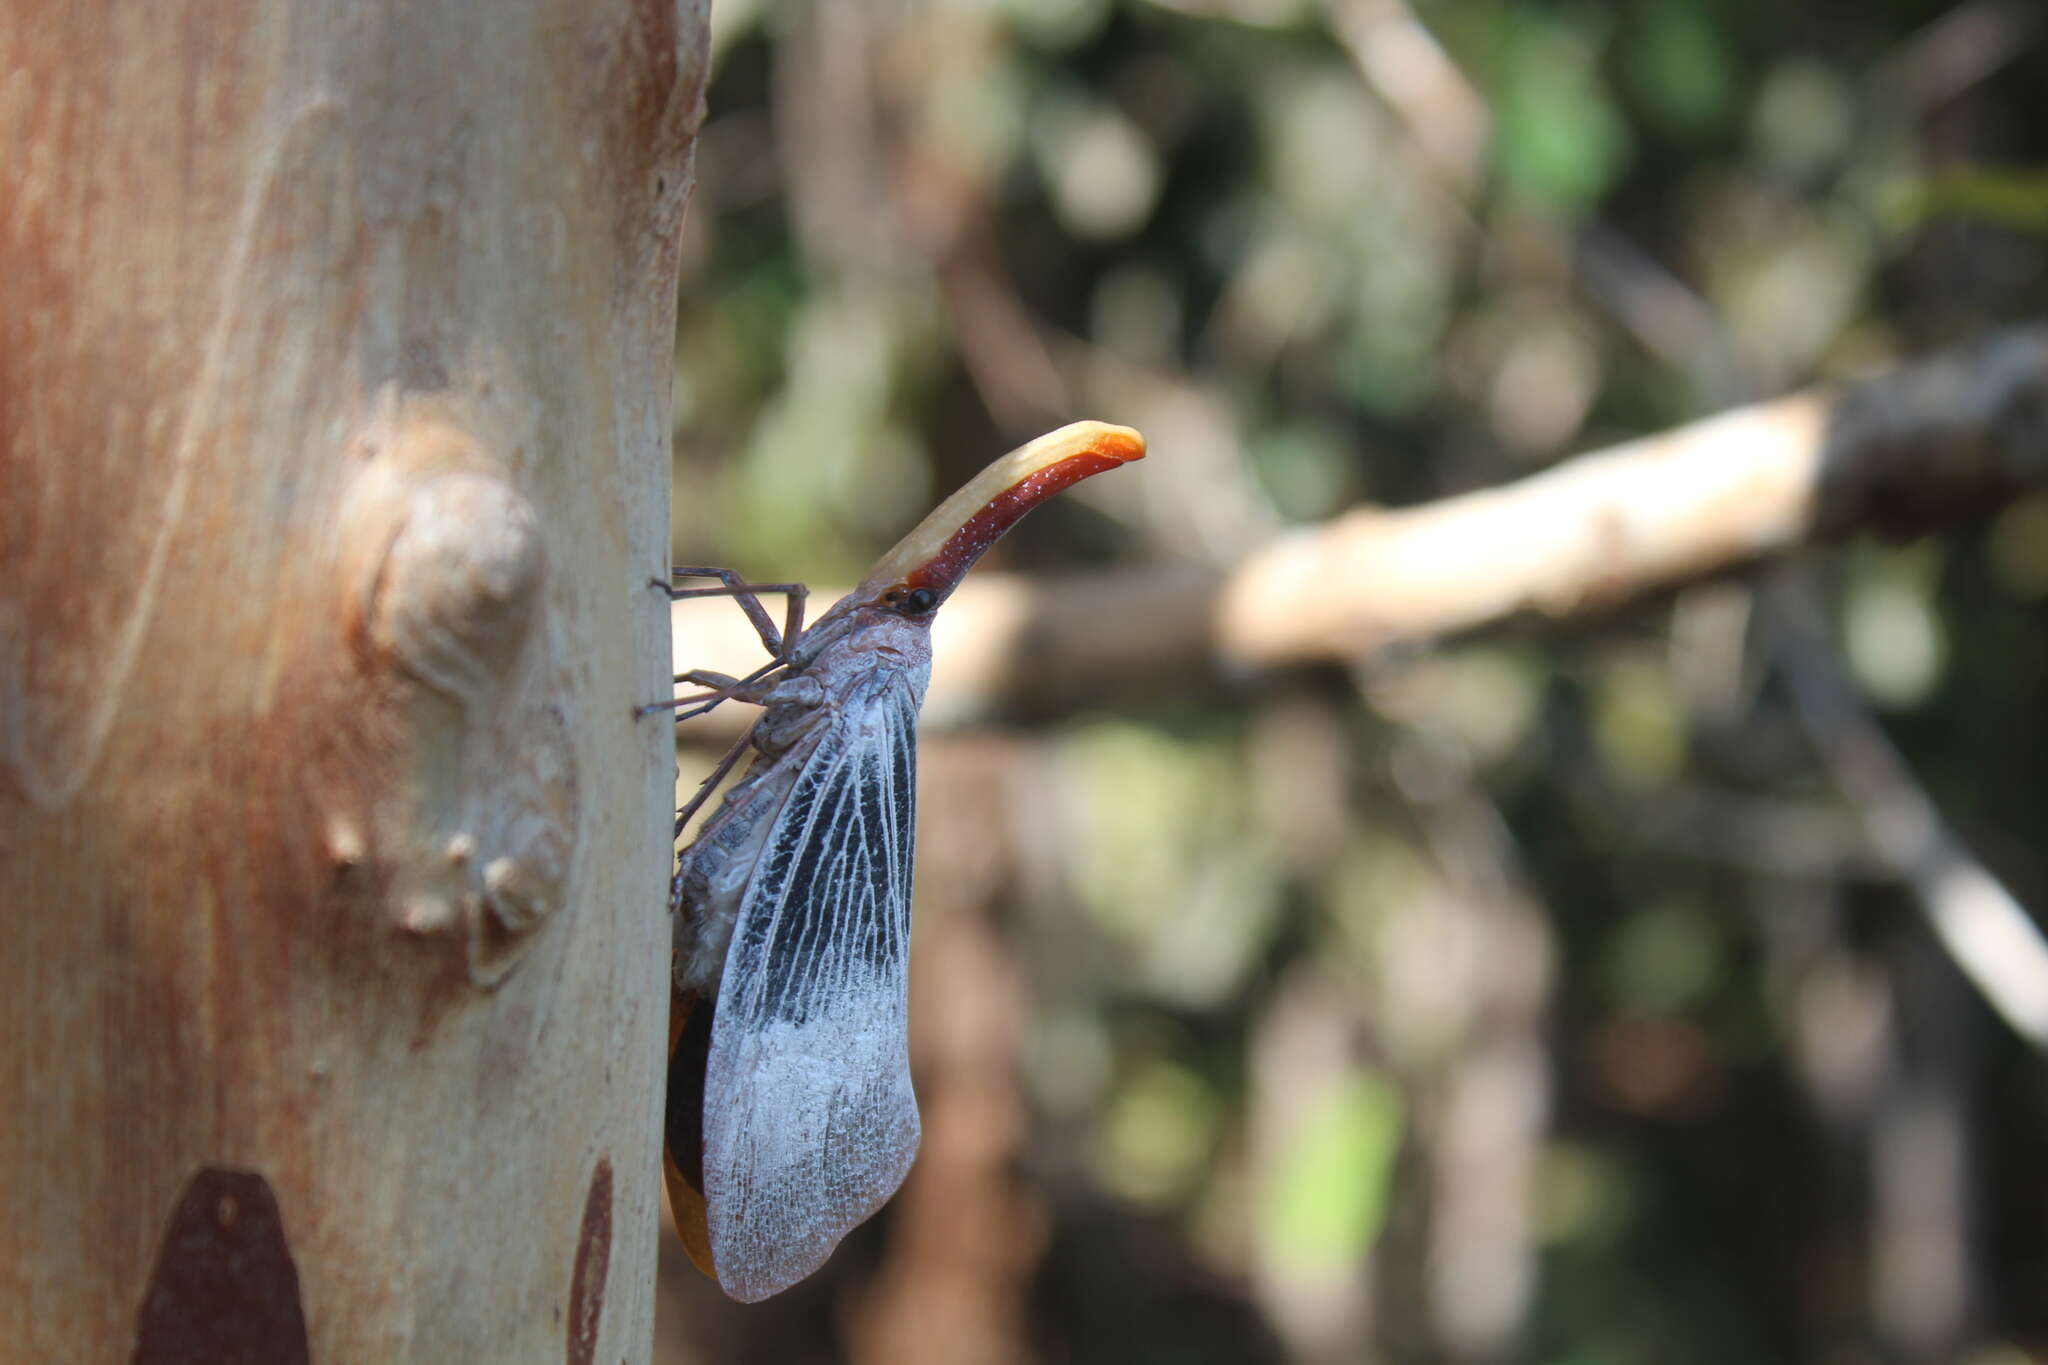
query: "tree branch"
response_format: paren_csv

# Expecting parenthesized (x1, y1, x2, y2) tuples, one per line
(672, 324, 2048, 730)
(1769, 578, 2048, 1051)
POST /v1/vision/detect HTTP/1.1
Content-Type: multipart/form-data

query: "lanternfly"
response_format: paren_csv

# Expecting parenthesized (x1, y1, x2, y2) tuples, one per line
(650, 421, 1146, 1301)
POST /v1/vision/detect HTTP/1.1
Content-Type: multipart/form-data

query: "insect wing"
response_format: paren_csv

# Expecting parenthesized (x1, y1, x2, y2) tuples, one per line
(700, 679, 922, 1302)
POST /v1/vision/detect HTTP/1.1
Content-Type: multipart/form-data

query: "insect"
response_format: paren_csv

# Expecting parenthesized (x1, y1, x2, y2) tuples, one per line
(650, 420, 1146, 1302)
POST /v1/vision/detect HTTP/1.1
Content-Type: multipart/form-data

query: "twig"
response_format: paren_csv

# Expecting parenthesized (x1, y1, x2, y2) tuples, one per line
(1218, 391, 1831, 664)
(674, 324, 2048, 727)
(1324, 0, 1489, 192)
(1768, 577, 2048, 1051)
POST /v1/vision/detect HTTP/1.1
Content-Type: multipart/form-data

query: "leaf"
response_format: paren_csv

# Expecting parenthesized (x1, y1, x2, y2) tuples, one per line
(1263, 1072, 1405, 1274)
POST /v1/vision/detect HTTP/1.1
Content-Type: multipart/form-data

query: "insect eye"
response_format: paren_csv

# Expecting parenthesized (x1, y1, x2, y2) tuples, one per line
(900, 587, 937, 615)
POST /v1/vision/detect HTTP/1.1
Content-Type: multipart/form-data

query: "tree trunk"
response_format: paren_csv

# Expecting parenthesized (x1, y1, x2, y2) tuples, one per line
(0, 2, 707, 1359)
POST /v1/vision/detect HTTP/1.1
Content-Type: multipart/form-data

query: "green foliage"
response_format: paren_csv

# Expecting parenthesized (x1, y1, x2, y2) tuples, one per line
(1891, 166, 2048, 235)
(1262, 1073, 1405, 1274)
(1491, 9, 1633, 213)
(1619, 0, 1735, 141)
(1600, 902, 1725, 1013)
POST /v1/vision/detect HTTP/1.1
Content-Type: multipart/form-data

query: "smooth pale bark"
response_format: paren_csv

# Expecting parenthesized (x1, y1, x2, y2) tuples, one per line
(0, 2, 706, 1359)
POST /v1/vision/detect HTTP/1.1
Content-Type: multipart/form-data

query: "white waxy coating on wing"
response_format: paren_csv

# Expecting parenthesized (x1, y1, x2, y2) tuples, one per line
(700, 663, 924, 1302)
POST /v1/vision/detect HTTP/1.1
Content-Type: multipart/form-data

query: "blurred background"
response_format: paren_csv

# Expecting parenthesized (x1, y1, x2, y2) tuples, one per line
(656, 1, 2048, 1361)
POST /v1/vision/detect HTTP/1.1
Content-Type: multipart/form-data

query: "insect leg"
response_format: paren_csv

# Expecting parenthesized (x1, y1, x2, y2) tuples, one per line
(659, 566, 806, 659)
(674, 669, 741, 687)
(674, 720, 761, 840)
(645, 567, 806, 721)
(769, 580, 808, 662)
(637, 659, 787, 721)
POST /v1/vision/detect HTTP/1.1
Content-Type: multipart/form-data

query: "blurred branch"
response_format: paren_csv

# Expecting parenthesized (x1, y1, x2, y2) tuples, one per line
(1874, 0, 2042, 114)
(1586, 783, 1877, 879)
(1770, 577, 2048, 1051)
(1224, 323, 2048, 666)
(1218, 389, 1829, 665)
(1325, 0, 1489, 192)
(1574, 222, 1747, 407)
(896, 149, 1073, 434)
(674, 324, 2048, 729)
(1383, 731, 1552, 1358)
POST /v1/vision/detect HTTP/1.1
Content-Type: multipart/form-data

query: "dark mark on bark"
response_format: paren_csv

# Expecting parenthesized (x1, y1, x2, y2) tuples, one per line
(131, 1167, 310, 1365)
(567, 1157, 614, 1365)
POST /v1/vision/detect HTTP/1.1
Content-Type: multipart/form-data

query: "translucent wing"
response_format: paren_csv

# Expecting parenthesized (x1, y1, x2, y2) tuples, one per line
(700, 674, 922, 1302)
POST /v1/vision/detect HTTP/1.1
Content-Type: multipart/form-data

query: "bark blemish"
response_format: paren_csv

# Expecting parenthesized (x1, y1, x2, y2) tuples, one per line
(131, 1167, 309, 1365)
(566, 1158, 614, 1365)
